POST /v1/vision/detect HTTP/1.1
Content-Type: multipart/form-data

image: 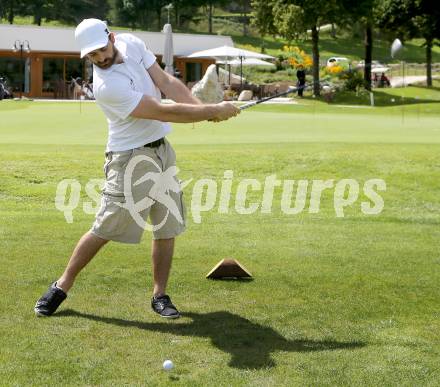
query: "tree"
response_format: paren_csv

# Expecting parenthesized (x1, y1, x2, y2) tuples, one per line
(198, 0, 227, 34)
(112, 0, 166, 31)
(377, 0, 440, 87)
(112, 0, 139, 29)
(1, 0, 108, 26)
(252, 0, 341, 96)
(20, 0, 55, 25)
(341, 0, 377, 91)
(0, 0, 27, 24)
(238, 0, 251, 36)
(173, 0, 201, 29)
(250, 0, 277, 36)
(206, 0, 214, 33)
(29, 0, 46, 25)
(150, 0, 168, 30)
(44, 0, 110, 25)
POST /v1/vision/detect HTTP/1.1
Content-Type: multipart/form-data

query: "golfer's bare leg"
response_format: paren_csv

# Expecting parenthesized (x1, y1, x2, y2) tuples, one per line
(152, 237, 175, 297)
(56, 231, 109, 293)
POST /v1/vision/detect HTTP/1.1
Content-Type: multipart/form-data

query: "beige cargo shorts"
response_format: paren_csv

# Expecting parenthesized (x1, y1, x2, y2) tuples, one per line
(91, 138, 186, 243)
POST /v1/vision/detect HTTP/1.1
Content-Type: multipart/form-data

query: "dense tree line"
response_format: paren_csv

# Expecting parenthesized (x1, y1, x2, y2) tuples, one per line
(0, 0, 109, 25)
(0, 0, 252, 37)
(0, 0, 237, 30)
(110, 0, 248, 33)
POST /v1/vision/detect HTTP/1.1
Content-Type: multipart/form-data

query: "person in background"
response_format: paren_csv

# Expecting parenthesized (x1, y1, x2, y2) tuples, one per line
(373, 73, 379, 88)
(296, 64, 306, 97)
(380, 72, 390, 88)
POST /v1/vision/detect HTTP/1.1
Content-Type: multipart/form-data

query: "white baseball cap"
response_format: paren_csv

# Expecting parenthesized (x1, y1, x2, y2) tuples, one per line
(75, 18, 110, 58)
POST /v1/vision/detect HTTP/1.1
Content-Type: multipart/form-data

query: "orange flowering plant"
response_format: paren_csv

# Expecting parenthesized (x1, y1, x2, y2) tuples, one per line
(326, 65, 344, 75)
(281, 45, 313, 69)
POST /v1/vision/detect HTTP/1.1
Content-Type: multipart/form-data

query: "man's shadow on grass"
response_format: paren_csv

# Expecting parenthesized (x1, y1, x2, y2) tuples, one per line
(55, 309, 364, 369)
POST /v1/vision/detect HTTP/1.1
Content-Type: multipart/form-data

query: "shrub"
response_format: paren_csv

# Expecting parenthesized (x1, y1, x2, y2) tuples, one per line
(341, 70, 367, 91)
(326, 65, 344, 75)
(280, 46, 313, 69)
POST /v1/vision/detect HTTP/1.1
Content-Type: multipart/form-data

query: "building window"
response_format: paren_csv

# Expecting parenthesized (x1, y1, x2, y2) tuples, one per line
(42, 58, 64, 93)
(42, 58, 86, 97)
(185, 62, 202, 82)
(66, 58, 84, 83)
(0, 57, 30, 94)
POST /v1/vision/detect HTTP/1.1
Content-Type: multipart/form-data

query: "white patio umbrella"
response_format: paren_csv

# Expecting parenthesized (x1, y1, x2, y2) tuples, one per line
(187, 45, 274, 88)
(187, 45, 274, 60)
(216, 58, 275, 67)
(371, 67, 390, 73)
(162, 23, 174, 75)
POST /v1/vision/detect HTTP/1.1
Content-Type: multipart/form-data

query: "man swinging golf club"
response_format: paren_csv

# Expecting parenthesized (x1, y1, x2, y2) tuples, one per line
(34, 18, 240, 319)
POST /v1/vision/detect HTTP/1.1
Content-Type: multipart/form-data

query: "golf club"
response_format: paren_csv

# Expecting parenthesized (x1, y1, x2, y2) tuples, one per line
(239, 86, 298, 110)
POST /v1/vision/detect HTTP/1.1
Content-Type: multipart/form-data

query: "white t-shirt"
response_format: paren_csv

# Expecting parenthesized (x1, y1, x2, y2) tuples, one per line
(93, 33, 171, 152)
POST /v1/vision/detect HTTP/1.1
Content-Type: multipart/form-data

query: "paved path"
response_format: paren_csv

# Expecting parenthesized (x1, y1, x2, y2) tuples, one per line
(390, 75, 439, 87)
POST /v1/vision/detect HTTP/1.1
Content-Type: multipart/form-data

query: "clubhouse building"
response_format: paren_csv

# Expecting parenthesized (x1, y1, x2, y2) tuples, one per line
(0, 24, 232, 99)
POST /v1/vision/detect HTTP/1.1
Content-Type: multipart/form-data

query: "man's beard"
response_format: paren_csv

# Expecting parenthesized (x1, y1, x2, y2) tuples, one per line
(96, 47, 119, 69)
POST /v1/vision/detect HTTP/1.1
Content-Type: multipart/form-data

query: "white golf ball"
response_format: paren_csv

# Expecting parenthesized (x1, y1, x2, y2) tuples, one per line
(391, 98, 395, 102)
(163, 360, 174, 371)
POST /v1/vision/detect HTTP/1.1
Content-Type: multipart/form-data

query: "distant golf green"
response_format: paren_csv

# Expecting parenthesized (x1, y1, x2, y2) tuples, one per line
(0, 90, 439, 385)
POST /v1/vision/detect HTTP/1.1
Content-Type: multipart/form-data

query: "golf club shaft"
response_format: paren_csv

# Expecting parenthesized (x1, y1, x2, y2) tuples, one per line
(239, 87, 297, 110)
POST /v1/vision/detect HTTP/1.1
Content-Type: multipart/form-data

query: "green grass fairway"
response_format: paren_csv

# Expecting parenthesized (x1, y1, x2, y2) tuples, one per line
(1, 94, 440, 385)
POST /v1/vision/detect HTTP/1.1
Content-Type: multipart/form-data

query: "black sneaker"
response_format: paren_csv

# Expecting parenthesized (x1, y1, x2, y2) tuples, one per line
(151, 294, 180, 319)
(34, 282, 67, 317)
